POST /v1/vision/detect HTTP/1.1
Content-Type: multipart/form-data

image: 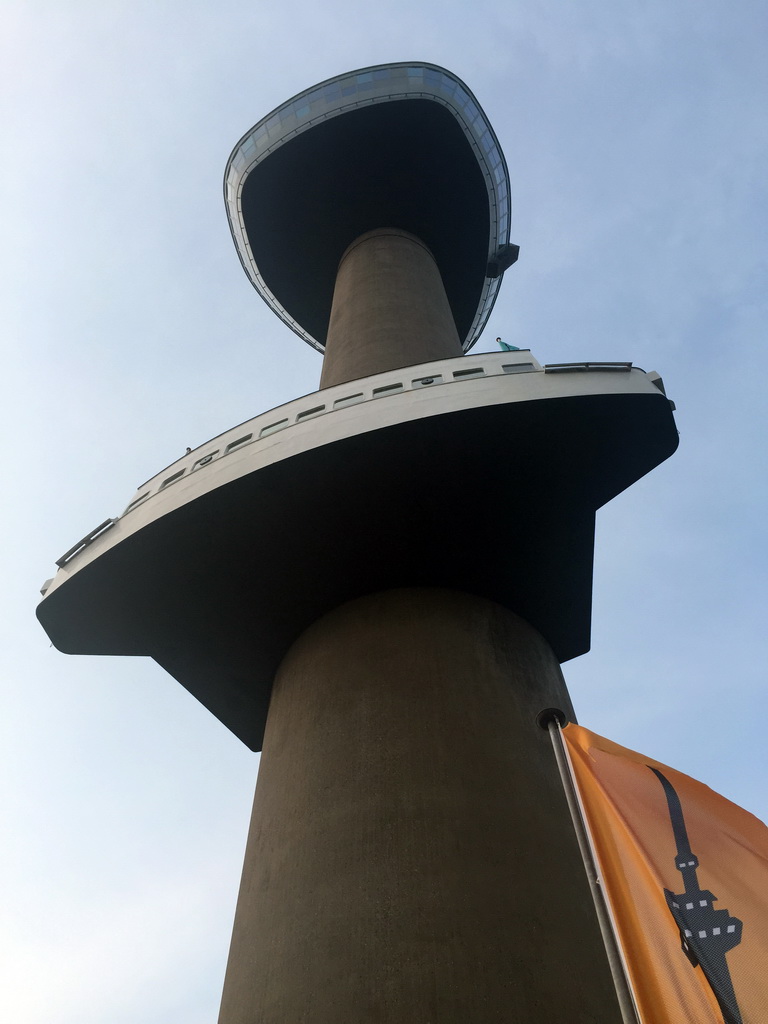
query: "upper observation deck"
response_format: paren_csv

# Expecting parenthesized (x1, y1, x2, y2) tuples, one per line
(224, 63, 515, 353)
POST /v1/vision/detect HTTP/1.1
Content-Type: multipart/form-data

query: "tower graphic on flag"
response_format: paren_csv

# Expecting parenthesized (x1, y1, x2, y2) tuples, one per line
(650, 767, 743, 1024)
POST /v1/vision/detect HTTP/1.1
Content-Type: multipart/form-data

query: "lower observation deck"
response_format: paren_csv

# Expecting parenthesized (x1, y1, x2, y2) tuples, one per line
(37, 350, 678, 749)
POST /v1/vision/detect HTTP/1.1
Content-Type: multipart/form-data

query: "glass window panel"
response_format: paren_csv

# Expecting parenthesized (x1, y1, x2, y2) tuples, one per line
(296, 405, 325, 421)
(225, 434, 253, 453)
(372, 382, 404, 397)
(333, 392, 365, 408)
(160, 469, 185, 489)
(125, 492, 150, 512)
(260, 419, 289, 437)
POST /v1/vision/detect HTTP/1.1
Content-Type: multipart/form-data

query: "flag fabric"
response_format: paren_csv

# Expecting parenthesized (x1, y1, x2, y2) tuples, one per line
(562, 725, 768, 1024)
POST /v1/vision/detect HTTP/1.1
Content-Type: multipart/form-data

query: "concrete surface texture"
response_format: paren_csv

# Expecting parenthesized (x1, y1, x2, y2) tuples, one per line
(217, 588, 622, 1023)
(320, 228, 463, 388)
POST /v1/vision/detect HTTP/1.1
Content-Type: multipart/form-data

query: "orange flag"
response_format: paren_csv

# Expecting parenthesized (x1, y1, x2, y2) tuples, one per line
(562, 724, 768, 1024)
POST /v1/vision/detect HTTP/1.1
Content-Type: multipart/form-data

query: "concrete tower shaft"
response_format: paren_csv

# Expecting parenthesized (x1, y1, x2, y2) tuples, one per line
(320, 228, 463, 389)
(218, 590, 621, 1024)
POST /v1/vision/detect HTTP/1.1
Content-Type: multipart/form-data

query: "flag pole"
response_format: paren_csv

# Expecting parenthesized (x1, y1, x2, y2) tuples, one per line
(539, 710, 641, 1024)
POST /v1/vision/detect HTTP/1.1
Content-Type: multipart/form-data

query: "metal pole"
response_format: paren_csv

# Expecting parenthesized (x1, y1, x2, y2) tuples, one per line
(544, 713, 641, 1024)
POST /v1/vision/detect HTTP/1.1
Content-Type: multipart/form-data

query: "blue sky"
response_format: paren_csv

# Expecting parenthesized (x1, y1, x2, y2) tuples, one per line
(2, 2, 766, 1021)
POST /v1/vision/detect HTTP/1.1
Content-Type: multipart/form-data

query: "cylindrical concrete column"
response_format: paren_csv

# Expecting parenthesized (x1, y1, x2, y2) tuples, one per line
(218, 589, 622, 1023)
(319, 228, 463, 389)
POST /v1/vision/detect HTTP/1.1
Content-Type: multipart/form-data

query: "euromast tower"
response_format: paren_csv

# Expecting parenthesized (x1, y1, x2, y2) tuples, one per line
(38, 63, 678, 1023)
